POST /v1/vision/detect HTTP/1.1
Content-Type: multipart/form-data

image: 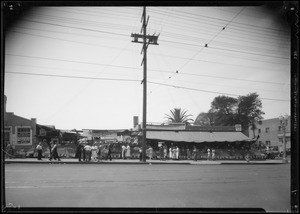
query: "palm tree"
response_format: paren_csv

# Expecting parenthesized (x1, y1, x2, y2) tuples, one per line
(165, 108, 194, 124)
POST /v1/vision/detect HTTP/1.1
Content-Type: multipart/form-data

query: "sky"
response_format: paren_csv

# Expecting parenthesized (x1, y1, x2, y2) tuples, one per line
(4, 4, 291, 130)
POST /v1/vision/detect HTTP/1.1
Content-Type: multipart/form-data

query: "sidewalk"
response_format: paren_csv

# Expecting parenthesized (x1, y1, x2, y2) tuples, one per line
(4, 158, 288, 165)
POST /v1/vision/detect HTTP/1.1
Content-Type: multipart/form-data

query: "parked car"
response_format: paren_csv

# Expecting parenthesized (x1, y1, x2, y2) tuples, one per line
(262, 150, 280, 159)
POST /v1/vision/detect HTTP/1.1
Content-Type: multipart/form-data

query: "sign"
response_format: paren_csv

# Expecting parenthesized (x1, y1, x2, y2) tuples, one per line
(16, 126, 32, 145)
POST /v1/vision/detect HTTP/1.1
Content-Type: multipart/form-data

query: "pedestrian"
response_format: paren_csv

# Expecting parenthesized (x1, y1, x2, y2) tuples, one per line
(126, 144, 131, 159)
(169, 147, 172, 160)
(148, 146, 153, 160)
(245, 153, 250, 162)
(187, 147, 191, 160)
(163, 145, 168, 160)
(193, 146, 198, 161)
(139, 148, 142, 161)
(36, 142, 43, 160)
(97, 145, 102, 162)
(212, 148, 216, 161)
(76, 143, 82, 162)
(82, 145, 86, 162)
(49, 141, 61, 161)
(175, 146, 179, 160)
(106, 144, 112, 161)
(84, 144, 92, 162)
(172, 147, 176, 160)
(158, 145, 163, 161)
(207, 148, 211, 160)
(122, 144, 126, 159)
(6, 143, 13, 159)
(91, 145, 98, 161)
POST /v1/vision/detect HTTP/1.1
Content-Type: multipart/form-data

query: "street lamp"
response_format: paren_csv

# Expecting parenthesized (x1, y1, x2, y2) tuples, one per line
(279, 115, 289, 163)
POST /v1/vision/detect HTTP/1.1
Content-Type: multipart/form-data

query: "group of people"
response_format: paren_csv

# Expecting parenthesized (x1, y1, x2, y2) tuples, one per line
(76, 143, 113, 162)
(156, 145, 181, 161)
(35, 140, 61, 161)
(121, 144, 131, 159)
(206, 148, 216, 161)
(34, 140, 61, 161)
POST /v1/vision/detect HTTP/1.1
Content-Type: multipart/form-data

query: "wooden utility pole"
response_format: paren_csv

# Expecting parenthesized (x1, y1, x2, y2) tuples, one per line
(131, 7, 159, 162)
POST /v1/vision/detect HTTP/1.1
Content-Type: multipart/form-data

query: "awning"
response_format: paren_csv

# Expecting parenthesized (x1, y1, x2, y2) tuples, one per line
(146, 130, 253, 143)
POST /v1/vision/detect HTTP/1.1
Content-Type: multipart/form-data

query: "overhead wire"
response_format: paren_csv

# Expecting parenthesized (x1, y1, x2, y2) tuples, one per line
(5, 71, 290, 102)
(5, 54, 289, 85)
(147, 81, 290, 102)
(177, 7, 246, 73)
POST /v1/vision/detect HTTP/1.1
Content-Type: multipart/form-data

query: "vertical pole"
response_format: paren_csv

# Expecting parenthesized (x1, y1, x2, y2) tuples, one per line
(142, 6, 147, 162)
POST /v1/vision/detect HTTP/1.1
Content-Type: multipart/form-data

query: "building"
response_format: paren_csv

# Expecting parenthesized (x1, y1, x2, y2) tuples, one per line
(82, 129, 132, 144)
(3, 95, 63, 157)
(248, 116, 291, 152)
(4, 112, 37, 156)
(132, 123, 257, 159)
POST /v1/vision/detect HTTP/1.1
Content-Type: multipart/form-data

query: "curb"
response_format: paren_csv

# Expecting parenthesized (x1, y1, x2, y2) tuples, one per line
(4, 159, 287, 165)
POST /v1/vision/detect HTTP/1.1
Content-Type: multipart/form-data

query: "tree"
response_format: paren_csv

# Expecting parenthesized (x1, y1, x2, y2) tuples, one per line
(194, 110, 215, 126)
(210, 95, 238, 126)
(202, 93, 265, 136)
(236, 92, 265, 136)
(165, 108, 194, 124)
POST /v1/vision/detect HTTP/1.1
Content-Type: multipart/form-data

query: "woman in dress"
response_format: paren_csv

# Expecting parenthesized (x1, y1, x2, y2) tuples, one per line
(169, 147, 172, 159)
(126, 144, 131, 159)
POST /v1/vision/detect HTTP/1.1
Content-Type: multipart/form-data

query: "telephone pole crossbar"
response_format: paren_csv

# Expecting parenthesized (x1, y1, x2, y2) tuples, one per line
(131, 6, 159, 162)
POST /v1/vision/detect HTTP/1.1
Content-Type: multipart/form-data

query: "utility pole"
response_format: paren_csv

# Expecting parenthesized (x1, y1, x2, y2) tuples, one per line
(131, 7, 159, 162)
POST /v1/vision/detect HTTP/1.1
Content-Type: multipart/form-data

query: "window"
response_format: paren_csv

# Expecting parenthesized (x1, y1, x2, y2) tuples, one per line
(265, 127, 270, 133)
(265, 141, 271, 146)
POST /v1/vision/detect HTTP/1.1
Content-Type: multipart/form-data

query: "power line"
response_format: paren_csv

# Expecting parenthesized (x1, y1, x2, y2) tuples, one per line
(5, 71, 140, 82)
(22, 19, 129, 37)
(147, 81, 290, 102)
(177, 7, 245, 72)
(13, 24, 289, 58)
(6, 54, 289, 85)
(5, 71, 290, 102)
(11, 29, 289, 66)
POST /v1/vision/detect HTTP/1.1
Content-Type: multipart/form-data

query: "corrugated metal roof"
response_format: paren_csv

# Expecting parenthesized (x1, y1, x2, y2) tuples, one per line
(146, 130, 252, 143)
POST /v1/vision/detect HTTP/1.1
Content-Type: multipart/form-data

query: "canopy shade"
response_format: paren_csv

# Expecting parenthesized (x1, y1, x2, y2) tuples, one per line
(146, 130, 253, 143)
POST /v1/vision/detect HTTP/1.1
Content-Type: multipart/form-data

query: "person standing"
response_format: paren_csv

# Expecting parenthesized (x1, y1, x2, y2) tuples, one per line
(126, 144, 131, 159)
(172, 147, 176, 160)
(148, 146, 153, 160)
(122, 144, 126, 159)
(76, 143, 82, 162)
(82, 145, 86, 162)
(175, 146, 179, 160)
(97, 145, 102, 162)
(36, 142, 43, 160)
(169, 147, 172, 160)
(163, 145, 168, 160)
(106, 143, 112, 161)
(212, 148, 216, 161)
(207, 148, 211, 161)
(187, 147, 191, 160)
(84, 144, 92, 162)
(193, 146, 198, 161)
(139, 147, 142, 161)
(91, 145, 98, 161)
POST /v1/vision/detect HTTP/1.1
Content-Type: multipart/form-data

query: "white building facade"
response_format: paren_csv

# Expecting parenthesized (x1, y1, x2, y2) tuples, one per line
(248, 116, 291, 152)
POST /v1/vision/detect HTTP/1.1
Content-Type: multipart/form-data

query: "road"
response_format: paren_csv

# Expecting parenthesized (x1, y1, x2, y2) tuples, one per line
(4, 163, 290, 212)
